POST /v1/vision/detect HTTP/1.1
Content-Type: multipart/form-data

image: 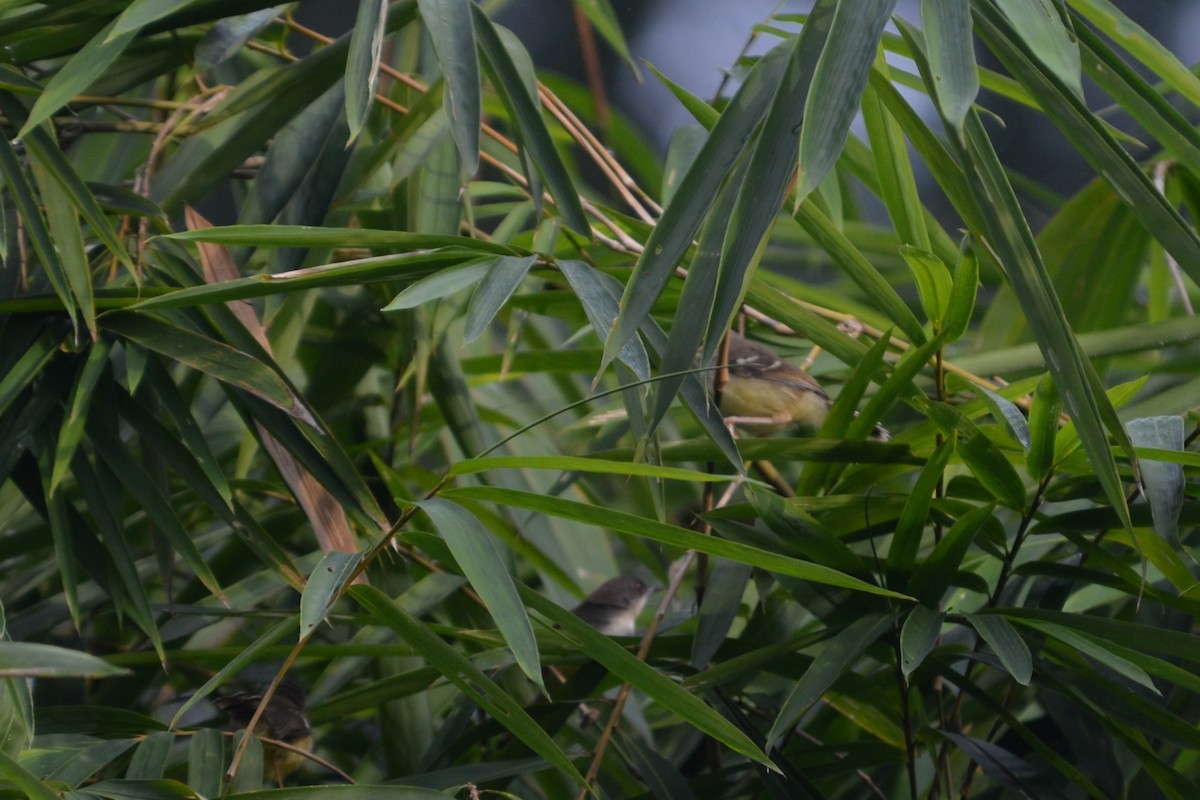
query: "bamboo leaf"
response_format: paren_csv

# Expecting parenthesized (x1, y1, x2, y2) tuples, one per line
(519, 584, 774, 768)
(796, 0, 897, 199)
(472, 6, 588, 233)
(922, 0, 978, 131)
(445, 486, 909, 599)
(350, 585, 586, 785)
(463, 255, 537, 341)
(416, 499, 544, 692)
(346, 0, 387, 144)
(605, 41, 792, 367)
(20, 19, 137, 136)
(767, 613, 898, 750)
(300, 551, 363, 640)
(418, 0, 480, 172)
(967, 614, 1032, 685)
(900, 605, 943, 678)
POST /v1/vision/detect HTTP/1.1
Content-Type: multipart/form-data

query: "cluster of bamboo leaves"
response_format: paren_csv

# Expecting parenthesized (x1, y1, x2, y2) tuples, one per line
(1, 0, 1199, 797)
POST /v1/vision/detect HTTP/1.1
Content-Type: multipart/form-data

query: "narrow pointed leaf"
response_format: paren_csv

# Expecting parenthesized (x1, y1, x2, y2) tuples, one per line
(418, 0, 480, 172)
(20, 19, 137, 136)
(445, 485, 908, 599)
(350, 585, 586, 785)
(1124, 416, 1184, 546)
(472, 6, 587, 233)
(346, 0, 387, 144)
(464, 255, 537, 341)
(922, 0, 978, 131)
(300, 551, 363, 640)
(900, 605, 944, 678)
(605, 41, 792, 366)
(795, 0, 897, 199)
(417, 499, 543, 692)
(968, 614, 1032, 685)
(519, 584, 774, 768)
(767, 613, 898, 750)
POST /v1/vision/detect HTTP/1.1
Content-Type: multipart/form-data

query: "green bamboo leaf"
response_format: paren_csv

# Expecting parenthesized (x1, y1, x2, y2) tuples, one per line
(519, 583, 774, 767)
(472, 6, 588, 233)
(767, 613, 898, 750)
(0, 131, 75, 328)
(229, 731, 264, 794)
(196, 7, 283, 68)
(900, 604, 944, 678)
(416, 499, 543, 692)
(463, 255, 537, 341)
(0, 750, 59, 800)
(140, 356, 232, 506)
(418, 0, 480, 173)
(349, 585, 586, 785)
(110, 0, 196, 38)
(716, 0, 836, 339)
(863, 47, 930, 250)
(558, 259, 650, 380)
(691, 559, 752, 669)
(300, 551, 363, 641)
(994, 0, 1082, 96)
(164, 224, 522, 254)
(955, 107, 1132, 532)
(942, 238, 978, 343)
(225, 784, 452, 799)
(448, 455, 749, 483)
(187, 728, 223, 799)
(939, 733, 1044, 798)
(19, 18, 137, 136)
(977, 386, 1030, 450)
(1067, 0, 1200, 108)
(0, 642, 127, 678)
(49, 340, 111, 494)
(1013, 618, 1159, 695)
(346, 0, 386, 145)
(70, 457, 166, 664)
(908, 504, 996, 606)
(125, 733, 174, 780)
(574, 0, 638, 75)
(922, 0, 978, 131)
(931, 405, 1027, 509)
(129, 250, 480, 311)
(866, 61, 985, 231)
(605, 41, 792, 367)
(1124, 416, 1185, 547)
(381, 260, 493, 311)
(888, 434, 956, 574)
(29, 158, 95, 337)
(793, 199, 927, 343)
(795, 0, 897, 199)
(1025, 373, 1060, 480)
(445, 485, 908, 599)
(967, 614, 1032, 685)
(0, 331, 57, 419)
(649, 157, 743, 428)
(899, 245, 951, 324)
(1077, 25, 1200, 179)
(87, 414, 226, 604)
(975, 6, 1200, 290)
(103, 313, 308, 422)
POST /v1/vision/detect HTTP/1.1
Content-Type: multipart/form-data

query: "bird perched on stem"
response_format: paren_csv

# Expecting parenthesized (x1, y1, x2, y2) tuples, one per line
(571, 576, 658, 636)
(214, 678, 312, 785)
(716, 331, 889, 440)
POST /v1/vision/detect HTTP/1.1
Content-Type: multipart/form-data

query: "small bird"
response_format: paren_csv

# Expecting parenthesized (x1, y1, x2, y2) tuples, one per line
(214, 678, 312, 784)
(716, 331, 888, 440)
(571, 576, 658, 636)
